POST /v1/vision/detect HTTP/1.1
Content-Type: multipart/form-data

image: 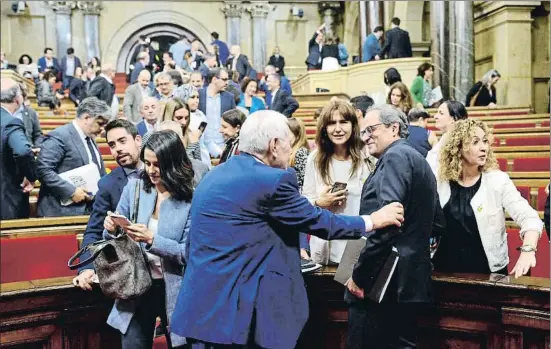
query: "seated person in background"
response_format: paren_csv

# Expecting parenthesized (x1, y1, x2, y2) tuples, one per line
(161, 97, 202, 161)
(466, 69, 500, 108)
(267, 73, 299, 117)
(219, 109, 246, 164)
(387, 81, 413, 114)
(17, 54, 39, 79)
(303, 100, 371, 265)
(410, 62, 434, 108)
(68, 67, 85, 106)
(73, 119, 142, 291)
(426, 100, 468, 176)
(406, 108, 437, 157)
(136, 97, 160, 137)
(103, 130, 194, 349)
(433, 119, 543, 277)
(36, 97, 109, 217)
(37, 71, 63, 110)
(238, 77, 265, 113)
(157, 120, 209, 185)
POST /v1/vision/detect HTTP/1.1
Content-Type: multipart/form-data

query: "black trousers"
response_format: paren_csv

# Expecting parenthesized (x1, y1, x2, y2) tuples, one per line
(346, 300, 424, 349)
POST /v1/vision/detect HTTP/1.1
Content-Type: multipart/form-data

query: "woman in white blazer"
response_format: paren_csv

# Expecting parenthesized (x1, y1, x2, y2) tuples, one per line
(433, 119, 543, 278)
(302, 100, 370, 265)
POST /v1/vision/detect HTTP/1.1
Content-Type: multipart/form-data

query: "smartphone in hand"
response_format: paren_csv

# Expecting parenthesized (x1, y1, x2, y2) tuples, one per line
(331, 182, 347, 193)
(198, 121, 208, 133)
(110, 213, 132, 228)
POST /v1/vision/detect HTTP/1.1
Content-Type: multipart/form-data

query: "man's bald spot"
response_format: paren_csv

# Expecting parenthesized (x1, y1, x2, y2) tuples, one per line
(1, 78, 18, 92)
(138, 69, 151, 79)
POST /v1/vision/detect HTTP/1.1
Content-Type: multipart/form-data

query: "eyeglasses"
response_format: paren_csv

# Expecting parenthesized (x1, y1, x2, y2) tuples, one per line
(157, 82, 170, 87)
(360, 123, 383, 138)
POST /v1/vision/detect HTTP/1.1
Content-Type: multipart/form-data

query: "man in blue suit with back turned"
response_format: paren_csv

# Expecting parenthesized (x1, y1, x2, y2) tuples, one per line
(171, 110, 404, 349)
(72, 119, 142, 290)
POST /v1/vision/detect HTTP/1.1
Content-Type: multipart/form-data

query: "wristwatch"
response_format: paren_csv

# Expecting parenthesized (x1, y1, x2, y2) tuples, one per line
(516, 245, 537, 253)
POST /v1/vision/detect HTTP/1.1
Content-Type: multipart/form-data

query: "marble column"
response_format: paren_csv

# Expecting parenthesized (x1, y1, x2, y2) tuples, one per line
(220, 1, 245, 48)
(359, 2, 368, 45)
(430, 1, 450, 101)
(77, 1, 102, 62)
(366, 1, 384, 32)
(450, 1, 474, 102)
(46, 1, 76, 58)
(247, 2, 273, 72)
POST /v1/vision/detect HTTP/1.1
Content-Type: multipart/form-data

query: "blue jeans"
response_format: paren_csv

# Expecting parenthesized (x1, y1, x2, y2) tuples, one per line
(62, 75, 74, 90)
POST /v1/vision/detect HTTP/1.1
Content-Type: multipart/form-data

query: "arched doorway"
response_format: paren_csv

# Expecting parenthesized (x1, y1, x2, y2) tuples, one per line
(116, 23, 207, 73)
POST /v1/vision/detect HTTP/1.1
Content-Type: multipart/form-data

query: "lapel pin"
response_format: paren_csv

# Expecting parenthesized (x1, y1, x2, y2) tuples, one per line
(477, 205, 483, 213)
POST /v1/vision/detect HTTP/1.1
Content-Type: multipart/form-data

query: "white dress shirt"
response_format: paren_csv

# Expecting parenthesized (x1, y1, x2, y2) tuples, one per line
(72, 120, 101, 169)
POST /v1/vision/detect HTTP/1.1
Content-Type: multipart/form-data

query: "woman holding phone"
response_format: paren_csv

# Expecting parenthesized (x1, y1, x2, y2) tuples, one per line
(302, 99, 370, 265)
(103, 130, 194, 349)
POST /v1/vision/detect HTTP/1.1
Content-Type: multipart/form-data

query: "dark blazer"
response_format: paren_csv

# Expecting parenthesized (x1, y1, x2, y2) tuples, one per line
(68, 78, 85, 106)
(321, 44, 340, 60)
(130, 61, 145, 84)
(170, 153, 366, 349)
(78, 167, 129, 273)
(37, 56, 60, 73)
(0, 108, 36, 220)
(136, 121, 149, 137)
(351, 140, 437, 303)
(212, 39, 230, 65)
(380, 27, 413, 59)
(198, 88, 236, 116)
(198, 63, 210, 87)
(60, 56, 82, 76)
(465, 82, 497, 107)
(270, 89, 299, 117)
(268, 55, 285, 76)
(226, 55, 250, 81)
(36, 122, 106, 217)
(17, 105, 44, 147)
(306, 32, 323, 69)
(87, 76, 115, 106)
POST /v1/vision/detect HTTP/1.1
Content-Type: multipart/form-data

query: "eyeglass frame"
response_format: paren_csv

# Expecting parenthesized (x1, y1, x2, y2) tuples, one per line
(360, 123, 384, 138)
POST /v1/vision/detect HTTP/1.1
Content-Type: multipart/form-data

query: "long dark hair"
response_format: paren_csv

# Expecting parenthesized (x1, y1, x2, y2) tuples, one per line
(444, 100, 469, 121)
(140, 130, 194, 202)
(384, 68, 402, 86)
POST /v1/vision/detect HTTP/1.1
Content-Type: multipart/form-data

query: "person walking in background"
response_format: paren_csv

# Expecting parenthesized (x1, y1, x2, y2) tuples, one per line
(211, 32, 229, 66)
(466, 69, 501, 108)
(380, 17, 413, 59)
(306, 23, 325, 71)
(336, 37, 349, 67)
(362, 26, 384, 62)
(60, 47, 82, 90)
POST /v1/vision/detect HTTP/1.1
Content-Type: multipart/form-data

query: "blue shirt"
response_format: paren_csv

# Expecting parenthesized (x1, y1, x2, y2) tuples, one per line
(204, 93, 224, 157)
(169, 41, 191, 67)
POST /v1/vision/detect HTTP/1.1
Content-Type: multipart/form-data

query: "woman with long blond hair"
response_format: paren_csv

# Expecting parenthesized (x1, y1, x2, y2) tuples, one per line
(387, 81, 413, 114)
(433, 118, 542, 277)
(302, 100, 370, 265)
(288, 118, 310, 189)
(161, 97, 201, 161)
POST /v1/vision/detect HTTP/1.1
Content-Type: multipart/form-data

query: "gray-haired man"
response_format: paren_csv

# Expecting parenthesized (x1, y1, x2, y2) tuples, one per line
(36, 97, 110, 217)
(346, 104, 441, 349)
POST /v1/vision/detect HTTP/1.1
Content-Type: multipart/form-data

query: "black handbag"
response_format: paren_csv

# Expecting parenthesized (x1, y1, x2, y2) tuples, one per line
(68, 181, 152, 300)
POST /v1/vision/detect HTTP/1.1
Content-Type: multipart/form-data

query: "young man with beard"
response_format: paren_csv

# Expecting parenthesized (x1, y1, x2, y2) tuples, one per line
(73, 119, 142, 290)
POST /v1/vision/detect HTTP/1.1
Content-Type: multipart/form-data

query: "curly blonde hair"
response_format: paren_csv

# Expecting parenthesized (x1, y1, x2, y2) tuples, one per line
(438, 119, 499, 182)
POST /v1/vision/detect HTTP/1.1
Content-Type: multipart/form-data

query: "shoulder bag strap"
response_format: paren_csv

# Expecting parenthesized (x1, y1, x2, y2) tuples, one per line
(470, 84, 484, 107)
(67, 239, 109, 270)
(131, 180, 141, 223)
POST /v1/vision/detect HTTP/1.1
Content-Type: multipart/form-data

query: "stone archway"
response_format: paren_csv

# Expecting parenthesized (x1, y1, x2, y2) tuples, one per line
(102, 9, 212, 72)
(116, 24, 207, 73)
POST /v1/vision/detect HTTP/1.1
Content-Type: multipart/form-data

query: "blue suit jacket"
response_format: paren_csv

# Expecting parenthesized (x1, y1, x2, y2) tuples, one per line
(37, 56, 60, 73)
(212, 39, 230, 65)
(130, 62, 145, 84)
(237, 94, 265, 113)
(362, 33, 381, 62)
(260, 76, 292, 107)
(0, 108, 36, 219)
(171, 154, 365, 349)
(198, 88, 236, 116)
(78, 167, 128, 272)
(136, 121, 149, 137)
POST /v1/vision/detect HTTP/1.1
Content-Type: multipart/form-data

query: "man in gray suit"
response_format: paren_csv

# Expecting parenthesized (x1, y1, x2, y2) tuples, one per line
(1, 78, 36, 220)
(36, 97, 110, 217)
(123, 69, 152, 124)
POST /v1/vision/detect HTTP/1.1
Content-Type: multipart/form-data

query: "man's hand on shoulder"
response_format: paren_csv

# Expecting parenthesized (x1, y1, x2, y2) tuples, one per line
(370, 202, 404, 230)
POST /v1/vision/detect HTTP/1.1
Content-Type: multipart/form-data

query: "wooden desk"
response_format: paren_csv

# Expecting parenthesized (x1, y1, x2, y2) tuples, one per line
(298, 267, 550, 349)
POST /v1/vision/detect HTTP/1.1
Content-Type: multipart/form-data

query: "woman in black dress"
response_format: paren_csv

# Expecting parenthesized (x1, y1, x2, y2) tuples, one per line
(465, 69, 501, 107)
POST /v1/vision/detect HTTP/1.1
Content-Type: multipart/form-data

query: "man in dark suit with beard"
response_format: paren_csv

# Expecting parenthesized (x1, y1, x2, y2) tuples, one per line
(345, 104, 442, 349)
(380, 17, 413, 59)
(267, 74, 298, 118)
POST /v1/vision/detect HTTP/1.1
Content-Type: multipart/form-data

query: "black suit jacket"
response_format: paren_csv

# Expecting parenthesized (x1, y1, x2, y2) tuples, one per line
(352, 140, 438, 303)
(268, 55, 285, 76)
(270, 89, 299, 118)
(0, 108, 36, 219)
(380, 27, 413, 59)
(226, 55, 250, 81)
(19, 106, 44, 147)
(87, 76, 115, 106)
(306, 32, 323, 68)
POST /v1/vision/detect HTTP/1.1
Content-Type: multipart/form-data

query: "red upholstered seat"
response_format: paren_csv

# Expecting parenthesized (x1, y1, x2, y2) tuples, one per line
(98, 144, 110, 155)
(497, 158, 507, 171)
(542, 120, 550, 127)
(305, 128, 316, 135)
(507, 228, 549, 278)
(512, 158, 550, 172)
(516, 186, 530, 202)
(493, 123, 535, 129)
(503, 136, 550, 146)
(0, 234, 78, 283)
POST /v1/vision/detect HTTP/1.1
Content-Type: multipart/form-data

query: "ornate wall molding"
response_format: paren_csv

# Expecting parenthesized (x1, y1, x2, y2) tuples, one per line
(45, 1, 76, 15)
(246, 1, 274, 18)
(220, 1, 245, 18)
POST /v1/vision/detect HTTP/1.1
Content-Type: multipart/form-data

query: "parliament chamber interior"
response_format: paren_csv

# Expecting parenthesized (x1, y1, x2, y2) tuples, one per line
(0, 1, 550, 348)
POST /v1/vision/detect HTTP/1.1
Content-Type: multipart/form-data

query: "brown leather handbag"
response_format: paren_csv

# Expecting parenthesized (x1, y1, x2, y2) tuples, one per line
(68, 181, 152, 299)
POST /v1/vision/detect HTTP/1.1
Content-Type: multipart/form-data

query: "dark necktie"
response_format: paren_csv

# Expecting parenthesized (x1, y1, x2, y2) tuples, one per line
(85, 137, 101, 173)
